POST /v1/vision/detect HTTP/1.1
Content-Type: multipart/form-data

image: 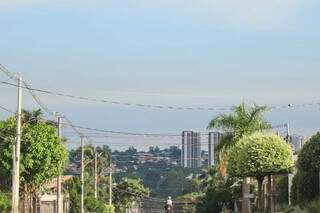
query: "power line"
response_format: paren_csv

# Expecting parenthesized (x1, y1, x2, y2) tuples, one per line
(0, 104, 15, 114)
(2, 64, 320, 113)
(61, 123, 181, 137)
(0, 81, 232, 111)
(2, 79, 319, 112)
(0, 103, 289, 139)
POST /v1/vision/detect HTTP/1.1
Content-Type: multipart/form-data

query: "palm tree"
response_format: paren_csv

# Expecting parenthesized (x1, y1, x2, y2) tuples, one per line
(207, 102, 271, 213)
(21, 109, 43, 125)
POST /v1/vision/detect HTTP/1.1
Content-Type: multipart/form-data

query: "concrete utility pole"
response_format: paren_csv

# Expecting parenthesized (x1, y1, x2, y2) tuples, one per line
(57, 116, 62, 213)
(286, 123, 293, 206)
(94, 146, 98, 199)
(81, 137, 84, 213)
(109, 165, 112, 206)
(12, 76, 22, 213)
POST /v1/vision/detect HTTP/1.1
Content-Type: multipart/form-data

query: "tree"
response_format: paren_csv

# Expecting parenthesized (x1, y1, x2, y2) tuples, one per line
(85, 196, 115, 213)
(200, 171, 241, 213)
(113, 178, 149, 213)
(125, 147, 137, 155)
(274, 175, 289, 205)
(207, 102, 271, 212)
(298, 132, 320, 172)
(69, 145, 111, 175)
(0, 116, 68, 207)
(67, 145, 112, 211)
(290, 133, 320, 207)
(290, 170, 319, 206)
(175, 192, 204, 213)
(21, 109, 43, 125)
(228, 132, 293, 212)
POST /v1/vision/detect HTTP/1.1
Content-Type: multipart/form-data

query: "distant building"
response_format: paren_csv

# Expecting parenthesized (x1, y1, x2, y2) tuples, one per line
(181, 131, 201, 168)
(289, 135, 307, 153)
(208, 132, 223, 166)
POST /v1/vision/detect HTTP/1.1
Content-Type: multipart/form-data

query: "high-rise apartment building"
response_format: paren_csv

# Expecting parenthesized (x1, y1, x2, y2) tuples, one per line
(208, 132, 223, 166)
(289, 135, 307, 153)
(181, 131, 201, 168)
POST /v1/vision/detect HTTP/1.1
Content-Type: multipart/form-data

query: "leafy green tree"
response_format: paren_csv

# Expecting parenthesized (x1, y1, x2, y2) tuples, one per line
(207, 102, 271, 211)
(0, 117, 68, 196)
(291, 170, 319, 206)
(85, 197, 115, 213)
(198, 167, 218, 190)
(113, 178, 149, 213)
(125, 147, 137, 155)
(298, 132, 320, 172)
(69, 145, 111, 175)
(274, 175, 289, 205)
(208, 102, 270, 144)
(202, 173, 241, 212)
(289, 133, 320, 207)
(175, 192, 204, 213)
(228, 132, 293, 212)
(67, 145, 112, 212)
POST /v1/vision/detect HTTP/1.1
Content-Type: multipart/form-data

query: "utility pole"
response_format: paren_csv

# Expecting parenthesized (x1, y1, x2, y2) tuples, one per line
(286, 123, 292, 206)
(57, 116, 62, 213)
(81, 137, 84, 213)
(94, 146, 98, 199)
(12, 75, 22, 213)
(109, 165, 112, 206)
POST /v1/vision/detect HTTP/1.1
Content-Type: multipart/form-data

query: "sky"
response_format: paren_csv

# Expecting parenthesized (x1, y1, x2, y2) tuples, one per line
(0, 0, 320, 150)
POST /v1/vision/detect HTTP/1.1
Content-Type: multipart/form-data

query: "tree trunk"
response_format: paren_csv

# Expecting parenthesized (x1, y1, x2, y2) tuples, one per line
(29, 192, 33, 213)
(257, 176, 264, 213)
(268, 175, 274, 213)
(242, 177, 251, 213)
(23, 184, 28, 213)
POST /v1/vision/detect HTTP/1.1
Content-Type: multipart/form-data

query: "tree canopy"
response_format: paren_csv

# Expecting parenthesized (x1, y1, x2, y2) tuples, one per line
(207, 102, 271, 170)
(228, 132, 293, 178)
(208, 102, 271, 141)
(0, 115, 68, 191)
(113, 178, 149, 212)
(298, 132, 320, 172)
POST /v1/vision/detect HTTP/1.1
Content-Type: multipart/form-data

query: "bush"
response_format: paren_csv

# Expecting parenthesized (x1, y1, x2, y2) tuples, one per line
(305, 198, 320, 213)
(85, 196, 115, 213)
(274, 175, 289, 205)
(105, 205, 115, 213)
(291, 170, 319, 206)
(0, 191, 10, 213)
(176, 192, 204, 213)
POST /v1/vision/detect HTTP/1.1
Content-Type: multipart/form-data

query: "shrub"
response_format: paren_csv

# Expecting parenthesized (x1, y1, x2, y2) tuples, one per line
(0, 191, 10, 213)
(85, 196, 114, 213)
(306, 198, 320, 213)
(298, 132, 320, 172)
(291, 170, 319, 206)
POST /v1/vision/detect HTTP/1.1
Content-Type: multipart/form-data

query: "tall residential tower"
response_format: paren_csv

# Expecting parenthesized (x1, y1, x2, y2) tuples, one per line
(181, 131, 201, 168)
(208, 132, 223, 166)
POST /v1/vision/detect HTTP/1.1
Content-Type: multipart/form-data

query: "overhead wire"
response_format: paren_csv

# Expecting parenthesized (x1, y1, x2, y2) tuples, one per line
(1, 78, 320, 112)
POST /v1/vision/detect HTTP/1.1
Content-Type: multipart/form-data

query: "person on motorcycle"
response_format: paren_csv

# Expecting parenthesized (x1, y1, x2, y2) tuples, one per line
(164, 196, 173, 213)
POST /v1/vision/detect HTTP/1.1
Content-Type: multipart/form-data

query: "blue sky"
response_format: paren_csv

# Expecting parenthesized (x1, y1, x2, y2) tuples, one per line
(0, 0, 319, 150)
